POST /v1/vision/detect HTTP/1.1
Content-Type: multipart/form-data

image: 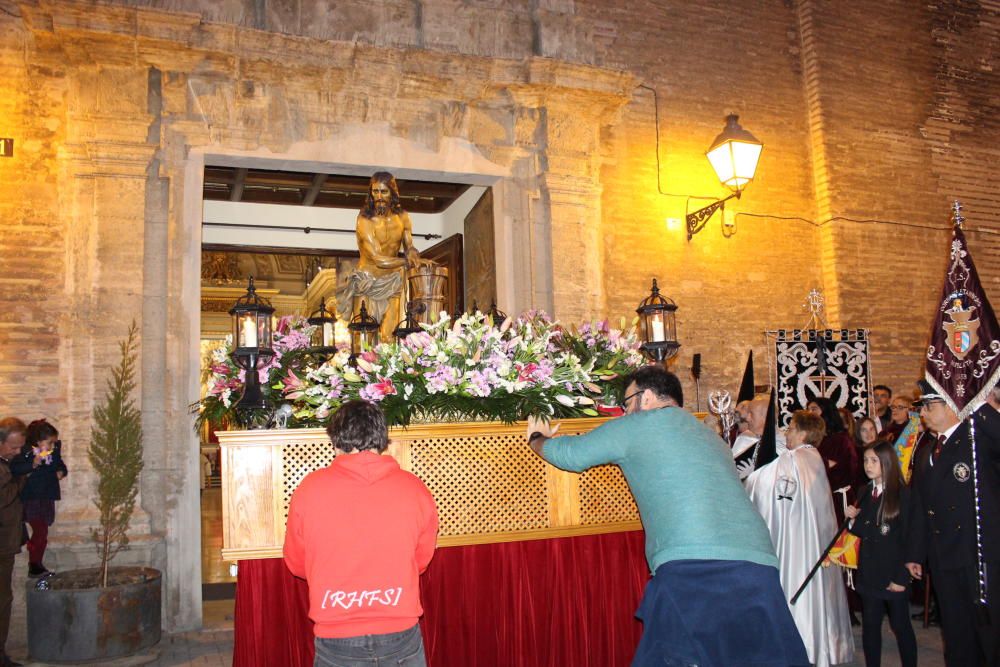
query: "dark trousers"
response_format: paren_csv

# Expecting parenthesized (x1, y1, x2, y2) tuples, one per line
(26, 518, 47, 566)
(933, 561, 1000, 666)
(0, 553, 13, 652)
(860, 594, 916, 667)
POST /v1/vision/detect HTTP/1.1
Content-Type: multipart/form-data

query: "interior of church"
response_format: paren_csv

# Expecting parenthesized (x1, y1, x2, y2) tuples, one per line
(1, 0, 997, 665)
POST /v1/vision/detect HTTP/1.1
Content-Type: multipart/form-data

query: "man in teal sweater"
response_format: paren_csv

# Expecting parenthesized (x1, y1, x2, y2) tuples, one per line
(527, 366, 807, 667)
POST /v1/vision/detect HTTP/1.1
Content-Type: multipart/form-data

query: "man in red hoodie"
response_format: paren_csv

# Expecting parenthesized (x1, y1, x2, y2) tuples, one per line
(284, 400, 439, 666)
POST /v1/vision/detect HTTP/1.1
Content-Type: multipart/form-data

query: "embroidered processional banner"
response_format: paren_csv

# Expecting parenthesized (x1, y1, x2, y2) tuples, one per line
(771, 329, 872, 427)
(925, 218, 1000, 419)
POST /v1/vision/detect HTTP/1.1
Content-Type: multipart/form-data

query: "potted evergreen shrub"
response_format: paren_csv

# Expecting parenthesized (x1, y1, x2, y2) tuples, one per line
(26, 322, 162, 663)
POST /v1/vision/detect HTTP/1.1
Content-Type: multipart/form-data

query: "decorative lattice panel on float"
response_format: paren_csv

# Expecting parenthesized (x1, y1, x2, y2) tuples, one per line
(281, 439, 335, 522)
(408, 432, 548, 537)
(579, 464, 639, 525)
(218, 417, 659, 560)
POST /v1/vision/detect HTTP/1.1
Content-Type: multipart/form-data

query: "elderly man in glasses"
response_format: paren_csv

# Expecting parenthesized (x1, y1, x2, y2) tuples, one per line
(526, 366, 807, 667)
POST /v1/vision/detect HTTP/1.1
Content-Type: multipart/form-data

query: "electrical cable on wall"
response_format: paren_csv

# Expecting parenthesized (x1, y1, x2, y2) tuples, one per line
(735, 212, 1000, 237)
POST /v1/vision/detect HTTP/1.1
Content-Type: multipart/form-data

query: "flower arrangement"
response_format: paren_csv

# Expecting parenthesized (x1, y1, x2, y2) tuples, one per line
(197, 310, 644, 429)
(196, 315, 322, 429)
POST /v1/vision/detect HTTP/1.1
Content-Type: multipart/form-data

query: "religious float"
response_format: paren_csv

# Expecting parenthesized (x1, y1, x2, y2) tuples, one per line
(208, 275, 691, 666)
(202, 170, 702, 666)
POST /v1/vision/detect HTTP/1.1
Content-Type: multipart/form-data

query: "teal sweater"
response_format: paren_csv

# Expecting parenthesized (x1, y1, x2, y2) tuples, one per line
(543, 407, 778, 572)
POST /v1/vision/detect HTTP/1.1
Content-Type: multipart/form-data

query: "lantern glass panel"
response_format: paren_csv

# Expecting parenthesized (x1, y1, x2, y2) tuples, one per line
(322, 322, 335, 347)
(649, 311, 666, 343)
(238, 314, 258, 348)
(664, 309, 677, 342)
(351, 329, 378, 355)
(258, 312, 272, 349)
(706, 142, 736, 189)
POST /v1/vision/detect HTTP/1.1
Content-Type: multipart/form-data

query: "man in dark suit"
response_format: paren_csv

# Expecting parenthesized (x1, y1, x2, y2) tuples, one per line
(0, 418, 26, 667)
(906, 382, 1000, 666)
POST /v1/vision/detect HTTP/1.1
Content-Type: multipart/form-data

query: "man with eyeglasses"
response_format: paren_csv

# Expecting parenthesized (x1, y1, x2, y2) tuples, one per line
(526, 366, 807, 667)
(881, 398, 913, 444)
(905, 380, 1000, 666)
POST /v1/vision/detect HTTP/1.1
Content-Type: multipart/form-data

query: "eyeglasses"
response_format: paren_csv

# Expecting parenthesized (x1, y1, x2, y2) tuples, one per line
(619, 390, 643, 411)
(890, 405, 909, 411)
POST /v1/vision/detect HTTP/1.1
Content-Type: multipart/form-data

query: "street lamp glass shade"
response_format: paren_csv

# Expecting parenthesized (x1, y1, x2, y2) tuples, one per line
(705, 114, 762, 192)
(307, 297, 337, 349)
(348, 301, 380, 355)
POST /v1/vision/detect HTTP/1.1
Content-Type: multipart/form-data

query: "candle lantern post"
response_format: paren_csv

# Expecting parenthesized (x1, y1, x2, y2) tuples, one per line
(636, 278, 680, 365)
(229, 276, 275, 414)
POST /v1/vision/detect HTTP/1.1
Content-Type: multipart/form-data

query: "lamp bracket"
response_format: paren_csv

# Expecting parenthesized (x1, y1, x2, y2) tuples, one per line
(686, 191, 740, 241)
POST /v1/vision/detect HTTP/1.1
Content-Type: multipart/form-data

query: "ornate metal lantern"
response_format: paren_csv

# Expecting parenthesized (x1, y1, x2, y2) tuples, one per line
(228, 276, 275, 411)
(636, 278, 680, 363)
(348, 300, 379, 356)
(486, 300, 508, 328)
(393, 301, 426, 341)
(307, 297, 338, 357)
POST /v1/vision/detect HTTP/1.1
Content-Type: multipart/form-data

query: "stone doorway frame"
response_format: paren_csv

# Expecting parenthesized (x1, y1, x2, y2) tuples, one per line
(177, 128, 525, 629)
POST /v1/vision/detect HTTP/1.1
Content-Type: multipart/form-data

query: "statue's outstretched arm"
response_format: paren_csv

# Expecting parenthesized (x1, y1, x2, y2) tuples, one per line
(401, 212, 434, 269)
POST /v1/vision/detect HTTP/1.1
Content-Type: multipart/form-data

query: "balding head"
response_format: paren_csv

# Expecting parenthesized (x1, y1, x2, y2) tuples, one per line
(747, 396, 770, 436)
(734, 400, 752, 432)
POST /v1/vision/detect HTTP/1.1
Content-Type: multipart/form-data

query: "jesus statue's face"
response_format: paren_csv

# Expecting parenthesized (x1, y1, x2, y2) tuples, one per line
(371, 181, 391, 216)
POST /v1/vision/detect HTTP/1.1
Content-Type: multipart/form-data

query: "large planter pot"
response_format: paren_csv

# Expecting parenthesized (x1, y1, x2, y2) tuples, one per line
(26, 566, 161, 663)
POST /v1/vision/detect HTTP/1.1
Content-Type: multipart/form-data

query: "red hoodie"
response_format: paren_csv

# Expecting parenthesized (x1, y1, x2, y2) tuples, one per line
(283, 451, 438, 638)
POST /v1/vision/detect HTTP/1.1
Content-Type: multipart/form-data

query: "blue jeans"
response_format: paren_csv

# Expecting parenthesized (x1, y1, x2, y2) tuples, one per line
(314, 624, 426, 667)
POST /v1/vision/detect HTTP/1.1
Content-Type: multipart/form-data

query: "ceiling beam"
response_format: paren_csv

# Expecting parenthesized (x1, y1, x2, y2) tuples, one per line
(229, 168, 248, 202)
(301, 173, 328, 206)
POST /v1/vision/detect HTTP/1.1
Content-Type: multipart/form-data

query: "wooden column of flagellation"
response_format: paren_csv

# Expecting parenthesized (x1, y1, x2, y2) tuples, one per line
(218, 417, 657, 561)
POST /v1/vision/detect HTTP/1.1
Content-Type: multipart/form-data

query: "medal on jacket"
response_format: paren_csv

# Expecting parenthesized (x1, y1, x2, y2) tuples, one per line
(953, 462, 971, 482)
(879, 523, 890, 535)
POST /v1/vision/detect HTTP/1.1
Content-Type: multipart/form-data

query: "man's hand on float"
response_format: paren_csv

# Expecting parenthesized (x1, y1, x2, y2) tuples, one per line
(526, 416, 560, 457)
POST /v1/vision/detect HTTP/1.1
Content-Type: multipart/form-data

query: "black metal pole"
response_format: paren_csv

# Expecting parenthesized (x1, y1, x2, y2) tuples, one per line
(791, 516, 852, 605)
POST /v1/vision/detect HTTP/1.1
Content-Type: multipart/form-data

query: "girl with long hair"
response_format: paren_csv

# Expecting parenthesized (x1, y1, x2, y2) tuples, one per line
(845, 441, 916, 667)
(19, 420, 68, 577)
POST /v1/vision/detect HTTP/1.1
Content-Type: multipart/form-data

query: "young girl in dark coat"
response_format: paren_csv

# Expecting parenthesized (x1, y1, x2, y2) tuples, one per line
(844, 440, 916, 667)
(18, 420, 67, 577)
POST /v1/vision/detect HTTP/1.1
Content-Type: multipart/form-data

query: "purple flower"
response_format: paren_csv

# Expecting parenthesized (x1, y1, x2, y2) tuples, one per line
(424, 366, 461, 393)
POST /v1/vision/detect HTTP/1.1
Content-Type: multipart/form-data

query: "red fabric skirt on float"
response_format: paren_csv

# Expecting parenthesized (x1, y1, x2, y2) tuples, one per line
(233, 530, 647, 666)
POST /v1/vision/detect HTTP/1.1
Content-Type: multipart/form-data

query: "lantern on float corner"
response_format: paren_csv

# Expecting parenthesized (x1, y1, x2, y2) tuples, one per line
(348, 301, 379, 357)
(307, 297, 338, 358)
(636, 278, 680, 364)
(393, 301, 426, 342)
(486, 300, 508, 328)
(228, 276, 275, 411)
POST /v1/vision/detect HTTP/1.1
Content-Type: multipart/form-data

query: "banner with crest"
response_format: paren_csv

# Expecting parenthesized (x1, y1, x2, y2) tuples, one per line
(770, 329, 872, 427)
(925, 216, 1000, 418)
